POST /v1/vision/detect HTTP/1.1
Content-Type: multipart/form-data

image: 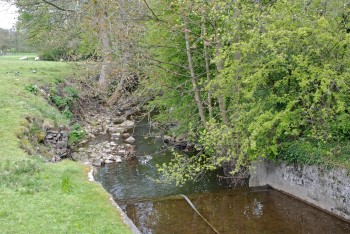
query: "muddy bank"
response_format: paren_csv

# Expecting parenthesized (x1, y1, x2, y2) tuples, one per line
(250, 160, 350, 221)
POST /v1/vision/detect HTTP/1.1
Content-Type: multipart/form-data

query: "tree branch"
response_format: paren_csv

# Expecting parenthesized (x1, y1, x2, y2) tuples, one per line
(42, 0, 75, 12)
(142, 0, 162, 21)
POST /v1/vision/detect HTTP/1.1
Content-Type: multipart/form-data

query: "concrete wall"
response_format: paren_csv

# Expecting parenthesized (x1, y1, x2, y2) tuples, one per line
(249, 160, 350, 221)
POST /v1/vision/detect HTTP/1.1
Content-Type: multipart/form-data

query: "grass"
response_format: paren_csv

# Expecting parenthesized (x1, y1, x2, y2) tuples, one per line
(0, 54, 132, 233)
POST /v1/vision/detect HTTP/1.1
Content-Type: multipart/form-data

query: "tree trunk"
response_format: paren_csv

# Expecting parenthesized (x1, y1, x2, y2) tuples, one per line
(214, 18, 229, 125)
(94, 1, 112, 91)
(183, 17, 207, 127)
(201, 2, 213, 120)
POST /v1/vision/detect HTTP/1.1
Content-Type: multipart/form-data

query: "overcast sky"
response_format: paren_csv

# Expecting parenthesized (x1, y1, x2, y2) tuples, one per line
(0, 1, 18, 29)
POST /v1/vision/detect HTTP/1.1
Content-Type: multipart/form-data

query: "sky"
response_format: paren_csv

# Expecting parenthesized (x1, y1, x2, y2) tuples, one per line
(0, 1, 18, 29)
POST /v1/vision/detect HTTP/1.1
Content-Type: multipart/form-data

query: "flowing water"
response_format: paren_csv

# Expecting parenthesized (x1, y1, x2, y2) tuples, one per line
(94, 118, 350, 234)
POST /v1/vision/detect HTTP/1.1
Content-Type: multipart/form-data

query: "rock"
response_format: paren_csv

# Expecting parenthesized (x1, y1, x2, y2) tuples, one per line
(118, 150, 127, 155)
(120, 120, 135, 129)
(105, 155, 113, 160)
(71, 152, 81, 161)
(111, 133, 120, 139)
(122, 133, 131, 138)
(92, 159, 103, 166)
(57, 141, 68, 149)
(125, 136, 135, 143)
(107, 126, 125, 134)
(176, 133, 188, 142)
(109, 141, 117, 146)
(88, 133, 96, 138)
(114, 156, 122, 163)
(112, 117, 126, 124)
(105, 159, 113, 164)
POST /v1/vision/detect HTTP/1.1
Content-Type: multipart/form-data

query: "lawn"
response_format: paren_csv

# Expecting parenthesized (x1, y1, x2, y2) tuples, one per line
(0, 54, 132, 233)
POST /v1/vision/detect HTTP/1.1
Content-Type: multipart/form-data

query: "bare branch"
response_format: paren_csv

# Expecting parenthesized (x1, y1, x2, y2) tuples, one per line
(42, 0, 75, 12)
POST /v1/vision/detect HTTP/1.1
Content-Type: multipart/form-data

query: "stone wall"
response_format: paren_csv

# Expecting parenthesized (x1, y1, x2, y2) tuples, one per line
(44, 128, 69, 161)
(249, 160, 350, 221)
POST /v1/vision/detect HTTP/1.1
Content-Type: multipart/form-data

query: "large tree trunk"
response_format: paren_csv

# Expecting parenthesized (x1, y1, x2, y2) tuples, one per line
(214, 18, 229, 125)
(201, 2, 213, 120)
(94, 1, 112, 91)
(183, 17, 207, 127)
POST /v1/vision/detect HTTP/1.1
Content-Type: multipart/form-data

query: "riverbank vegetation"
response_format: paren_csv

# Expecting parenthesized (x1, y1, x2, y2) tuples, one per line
(0, 54, 131, 233)
(6, 0, 350, 185)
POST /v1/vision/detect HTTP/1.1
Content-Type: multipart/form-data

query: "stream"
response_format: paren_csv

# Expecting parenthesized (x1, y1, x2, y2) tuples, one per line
(93, 118, 350, 234)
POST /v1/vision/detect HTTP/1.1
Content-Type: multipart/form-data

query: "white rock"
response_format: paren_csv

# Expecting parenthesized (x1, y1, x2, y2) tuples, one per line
(125, 136, 135, 143)
(114, 156, 122, 163)
(105, 159, 113, 164)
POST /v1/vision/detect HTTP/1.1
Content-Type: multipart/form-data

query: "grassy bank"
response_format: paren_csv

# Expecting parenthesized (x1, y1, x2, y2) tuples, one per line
(0, 54, 132, 233)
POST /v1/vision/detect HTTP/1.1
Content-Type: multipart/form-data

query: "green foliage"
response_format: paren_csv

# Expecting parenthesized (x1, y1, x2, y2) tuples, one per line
(50, 86, 79, 120)
(39, 48, 67, 61)
(25, 84, 38, 95)
(146, 0, 350, 183)
(68, 123, 86, 145)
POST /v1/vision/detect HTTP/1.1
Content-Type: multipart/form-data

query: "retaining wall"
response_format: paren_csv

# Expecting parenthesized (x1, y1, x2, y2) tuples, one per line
(249, 160, 350, 221)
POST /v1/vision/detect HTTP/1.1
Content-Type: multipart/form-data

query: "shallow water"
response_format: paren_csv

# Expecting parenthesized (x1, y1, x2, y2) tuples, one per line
(95, 118, 350, 234)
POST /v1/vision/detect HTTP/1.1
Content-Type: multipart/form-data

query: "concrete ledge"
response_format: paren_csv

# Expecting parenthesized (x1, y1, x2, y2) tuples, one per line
(249, 160, 350, 221)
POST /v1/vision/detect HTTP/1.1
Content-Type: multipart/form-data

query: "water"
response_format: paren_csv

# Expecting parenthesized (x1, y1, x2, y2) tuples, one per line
(94, 118, 350, 234)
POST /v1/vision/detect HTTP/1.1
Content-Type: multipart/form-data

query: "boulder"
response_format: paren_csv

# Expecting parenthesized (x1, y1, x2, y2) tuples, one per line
(114, 156, 122, 163)
(105, 159, 113, 164)
(92, 159, 103, 167)
(125, 136, 136, 143)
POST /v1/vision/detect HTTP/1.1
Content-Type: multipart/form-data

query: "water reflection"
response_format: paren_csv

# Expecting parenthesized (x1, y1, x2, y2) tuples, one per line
(121, 188, 350, 234)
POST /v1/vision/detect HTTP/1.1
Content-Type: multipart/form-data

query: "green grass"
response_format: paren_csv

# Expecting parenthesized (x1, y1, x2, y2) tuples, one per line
(0, 54, 132, 233)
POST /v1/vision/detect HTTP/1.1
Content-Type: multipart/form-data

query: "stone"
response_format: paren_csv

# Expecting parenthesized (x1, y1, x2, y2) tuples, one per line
(92, 159, 103, 167)
(107, 126, 125, 134)
(125, 136, 135, 143)
(122, 133, 131, 138)
(105, 159, 113, 164)
(120, 120, 135, 129)
(71, 152, 81, 161)
(112, 117, 127, 124)
(114, 156, 122, 163)
(57, 141, 68, 149)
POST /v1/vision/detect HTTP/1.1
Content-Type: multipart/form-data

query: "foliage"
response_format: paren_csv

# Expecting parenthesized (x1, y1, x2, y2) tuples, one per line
(24, 84, 38, 94)
(50, 86, 79, 120)
(145, 0, 350, 184)
(68, 123, 86, 145)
